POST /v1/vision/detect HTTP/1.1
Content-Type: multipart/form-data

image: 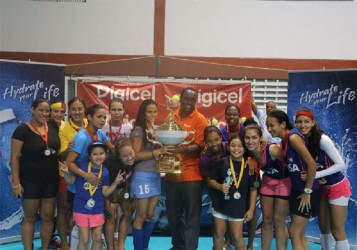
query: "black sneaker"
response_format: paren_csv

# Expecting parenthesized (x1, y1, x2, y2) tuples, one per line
(48, 235, 61, 249)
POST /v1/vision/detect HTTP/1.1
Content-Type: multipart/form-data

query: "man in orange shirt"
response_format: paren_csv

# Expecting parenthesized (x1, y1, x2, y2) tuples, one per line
(165, 87, 208, 250)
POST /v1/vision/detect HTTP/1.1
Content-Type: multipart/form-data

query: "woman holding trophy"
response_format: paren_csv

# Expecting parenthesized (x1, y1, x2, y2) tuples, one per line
(130, 99, 172, 250)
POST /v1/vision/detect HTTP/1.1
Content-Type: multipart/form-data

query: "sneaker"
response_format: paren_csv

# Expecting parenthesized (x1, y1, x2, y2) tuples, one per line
(48, 235, 61, 249)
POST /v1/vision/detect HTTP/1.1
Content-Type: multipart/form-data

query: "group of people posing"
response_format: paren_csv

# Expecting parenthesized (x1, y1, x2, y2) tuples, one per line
(10, 86, 351, 250)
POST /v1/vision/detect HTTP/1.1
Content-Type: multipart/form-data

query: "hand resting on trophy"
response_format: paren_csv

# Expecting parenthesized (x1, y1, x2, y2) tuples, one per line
(152, 145, 175, 161)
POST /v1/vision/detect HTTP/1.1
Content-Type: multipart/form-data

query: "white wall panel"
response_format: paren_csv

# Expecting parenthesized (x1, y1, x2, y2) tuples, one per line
(0, 0, 155, 55)
(1, 0, 356, 60)
(165, 0, 357, 60)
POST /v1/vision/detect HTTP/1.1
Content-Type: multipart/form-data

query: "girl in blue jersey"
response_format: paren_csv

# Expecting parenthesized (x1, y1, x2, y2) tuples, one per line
(66, 104, 114, 187)
(295, 108, 351, 250)
(244, 123, 290, 250)
(266, 110, 320, 250)
(62, 141, 124, 250)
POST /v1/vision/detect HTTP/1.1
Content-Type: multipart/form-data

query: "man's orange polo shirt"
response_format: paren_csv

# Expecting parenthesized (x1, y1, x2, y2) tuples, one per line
(165, 107, 208, 182)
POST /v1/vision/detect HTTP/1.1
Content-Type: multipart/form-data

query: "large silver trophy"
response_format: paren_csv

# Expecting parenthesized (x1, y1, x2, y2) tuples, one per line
(147, 95, 195, 173)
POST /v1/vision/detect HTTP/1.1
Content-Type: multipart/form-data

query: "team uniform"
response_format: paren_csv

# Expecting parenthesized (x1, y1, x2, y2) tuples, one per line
(259, 144, 291, 199)
(219, 123, 244, 143)
(12, 122, 60, 199)
(314, 134, 352, 205)
(209, 156, 256, 221)
(73, 160, 110, 227)
(284, 128, 321, 218)
(130, 127, 160, 199)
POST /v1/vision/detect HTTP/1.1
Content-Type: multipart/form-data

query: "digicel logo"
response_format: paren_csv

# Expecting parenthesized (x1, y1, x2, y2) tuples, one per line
(96, 84, 155, 101)
(197, 88, 243, 107)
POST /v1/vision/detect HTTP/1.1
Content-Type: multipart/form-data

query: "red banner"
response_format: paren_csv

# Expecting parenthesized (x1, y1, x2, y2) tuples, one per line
(77, 80, 251, 127)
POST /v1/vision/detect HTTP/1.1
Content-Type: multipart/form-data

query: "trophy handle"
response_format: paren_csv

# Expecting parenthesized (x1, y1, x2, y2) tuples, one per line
(179, 130, 196, 146)
(146, 129, 163, 147)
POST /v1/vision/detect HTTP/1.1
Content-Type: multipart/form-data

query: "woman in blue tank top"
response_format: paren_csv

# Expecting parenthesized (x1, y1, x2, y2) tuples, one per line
(295, 107, 351, 250)
(266, 110, 320, 250)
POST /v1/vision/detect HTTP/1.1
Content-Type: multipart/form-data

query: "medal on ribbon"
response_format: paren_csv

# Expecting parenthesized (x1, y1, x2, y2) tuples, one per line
(229, 156, 245, 200)
(30, 121, 50, 156)
(85, 162, 102, 210)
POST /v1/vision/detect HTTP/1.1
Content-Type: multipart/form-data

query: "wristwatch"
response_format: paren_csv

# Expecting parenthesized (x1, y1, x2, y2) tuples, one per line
(304, 188, 313, 194)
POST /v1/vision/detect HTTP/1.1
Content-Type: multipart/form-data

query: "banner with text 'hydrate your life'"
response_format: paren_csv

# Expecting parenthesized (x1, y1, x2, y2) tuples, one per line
(288, 69, 357, 245)
(0, 60, 65, 242)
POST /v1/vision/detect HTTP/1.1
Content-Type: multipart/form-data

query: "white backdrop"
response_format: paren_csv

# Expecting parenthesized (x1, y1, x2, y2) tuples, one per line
(0, 0, 356, 60)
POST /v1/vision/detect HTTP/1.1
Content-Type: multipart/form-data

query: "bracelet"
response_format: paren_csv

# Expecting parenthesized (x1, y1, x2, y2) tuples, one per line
(12, 184, 21, 189)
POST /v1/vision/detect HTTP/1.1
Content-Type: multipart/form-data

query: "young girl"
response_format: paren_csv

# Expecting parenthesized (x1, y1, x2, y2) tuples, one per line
(295, 107, 351, 250)
(267, 110, 320, 250)
(200, 125, 229, 183)
(244, 122, 290, 250)
(108, 139, 136, 250)
(219, 104, 257, 250)
(200, 126, 230, 248)
(130, 99, 171, 250)
(62, 141, 125, 250)
(208, 134, 258, 250)
(102, 98, 132, 250)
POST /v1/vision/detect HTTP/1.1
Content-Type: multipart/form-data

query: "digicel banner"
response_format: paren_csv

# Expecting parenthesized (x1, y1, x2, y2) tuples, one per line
(77, 80, 251, 127)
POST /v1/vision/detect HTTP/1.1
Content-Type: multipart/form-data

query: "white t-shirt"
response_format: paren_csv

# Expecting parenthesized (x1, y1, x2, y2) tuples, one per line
(256, 109, 281, 144)
(102, 121, 132, 145)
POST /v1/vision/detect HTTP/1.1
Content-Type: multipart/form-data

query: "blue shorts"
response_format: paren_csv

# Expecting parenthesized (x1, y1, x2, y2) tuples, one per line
(130, 171, 161, 199)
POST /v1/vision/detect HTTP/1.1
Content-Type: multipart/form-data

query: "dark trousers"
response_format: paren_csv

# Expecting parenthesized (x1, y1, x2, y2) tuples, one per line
(165, 180, 203, 250)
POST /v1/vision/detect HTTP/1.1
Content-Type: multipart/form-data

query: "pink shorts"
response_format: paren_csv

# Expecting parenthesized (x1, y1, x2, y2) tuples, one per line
(73, 212, 104, 228)
(322, 178, 352, 201)
(260, 175, 291, 198)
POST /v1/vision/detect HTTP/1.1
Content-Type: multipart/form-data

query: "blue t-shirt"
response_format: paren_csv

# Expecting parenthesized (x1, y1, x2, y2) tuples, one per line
(67, 129, 109, 193)
(72, 128, 109, 163)
(73, 160, 110, 215)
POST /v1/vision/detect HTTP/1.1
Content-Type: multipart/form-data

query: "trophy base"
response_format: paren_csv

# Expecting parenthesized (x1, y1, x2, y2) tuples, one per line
(156, 156, 181, 174)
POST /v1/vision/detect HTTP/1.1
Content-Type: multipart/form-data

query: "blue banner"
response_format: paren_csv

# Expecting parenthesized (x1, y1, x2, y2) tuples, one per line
(0, 60, 65, 241)
(288, 69, 357, 245)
